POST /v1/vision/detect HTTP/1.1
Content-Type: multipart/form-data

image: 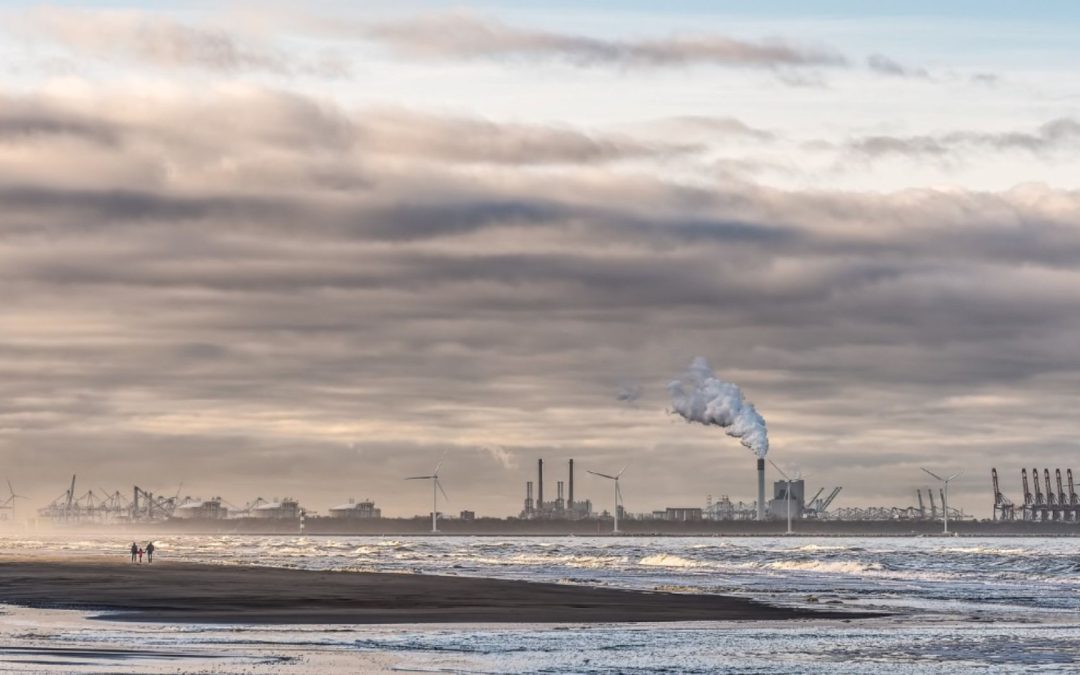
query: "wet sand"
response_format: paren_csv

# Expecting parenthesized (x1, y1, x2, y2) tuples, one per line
(0, 558, 874, 624)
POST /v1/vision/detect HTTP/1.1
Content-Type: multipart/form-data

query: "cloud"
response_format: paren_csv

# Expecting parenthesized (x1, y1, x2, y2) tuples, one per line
(364, 13, 848, 70)
(866, 54, 929, 79)
(359, 109, 702, 165)
(16, 8, 350, 78)
(0, 96, 119, 145)
(4, 88, 1080, 516)
(846, 118, 1080, 160)
(650, 116, 777, 142)
(970, 72, 1001, 86)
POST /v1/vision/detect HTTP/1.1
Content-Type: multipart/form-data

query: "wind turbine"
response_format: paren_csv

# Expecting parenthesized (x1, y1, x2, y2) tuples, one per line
(922, 468, 961, 534)
(406, 453, 448, 533)
(3, 480, 27, 521)
(587, 465, 628, 534)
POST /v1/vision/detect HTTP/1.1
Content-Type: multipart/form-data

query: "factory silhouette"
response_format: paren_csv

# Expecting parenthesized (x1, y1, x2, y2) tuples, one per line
(6, 462, 1079, 536)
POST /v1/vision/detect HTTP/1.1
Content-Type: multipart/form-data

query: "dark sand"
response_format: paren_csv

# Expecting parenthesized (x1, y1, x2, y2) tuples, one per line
(0, 558, 877, 624)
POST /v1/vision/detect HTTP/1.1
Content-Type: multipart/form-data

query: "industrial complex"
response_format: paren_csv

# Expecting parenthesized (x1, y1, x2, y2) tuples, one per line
(3, 463, 1077, 534)
(992, 467, 1080, 522)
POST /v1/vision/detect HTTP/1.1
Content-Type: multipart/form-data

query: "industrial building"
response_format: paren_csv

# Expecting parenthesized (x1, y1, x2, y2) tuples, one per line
(172, 498, 227, 520)
(328, 498, 381, 519)
(521, 459, 592, 520)
(703, 495, 757, 520)
(661, 507, 702, 522)
(249, 498, 301, 519)
(768, 479, 805, 520)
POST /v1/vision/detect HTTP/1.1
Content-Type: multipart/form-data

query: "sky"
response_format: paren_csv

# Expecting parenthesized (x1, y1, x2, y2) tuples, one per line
(2, 1, 1080, 519)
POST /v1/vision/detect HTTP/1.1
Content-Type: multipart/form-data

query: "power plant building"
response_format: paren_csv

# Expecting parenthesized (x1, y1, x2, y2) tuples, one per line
(768, 479, 805, 520)
(522, 458, 592, 520)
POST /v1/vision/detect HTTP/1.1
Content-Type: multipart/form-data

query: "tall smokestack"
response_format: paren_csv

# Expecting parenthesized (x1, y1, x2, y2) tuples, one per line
(757, 458, 766, 521)
(538, 458, 544, 508)
(568, 459, 575, 507)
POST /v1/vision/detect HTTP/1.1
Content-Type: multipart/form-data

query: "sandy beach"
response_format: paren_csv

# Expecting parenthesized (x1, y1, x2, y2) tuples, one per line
(0, 557, 872, 624)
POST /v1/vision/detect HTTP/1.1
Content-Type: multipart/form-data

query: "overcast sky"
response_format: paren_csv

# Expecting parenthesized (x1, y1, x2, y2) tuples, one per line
(3, 1, 1080, 518)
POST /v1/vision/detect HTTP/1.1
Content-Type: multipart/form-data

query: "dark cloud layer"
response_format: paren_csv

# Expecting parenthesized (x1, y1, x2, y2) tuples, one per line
(847, 118, 1080, 159)
(365, 13, 848, 70)
(1, 90, 1078, 517)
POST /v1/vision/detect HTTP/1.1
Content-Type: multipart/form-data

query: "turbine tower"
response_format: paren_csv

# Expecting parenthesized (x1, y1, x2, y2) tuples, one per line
(587, 465, 627, 534)
(406, 454, 448, 533)
(921, 467, 961, 534)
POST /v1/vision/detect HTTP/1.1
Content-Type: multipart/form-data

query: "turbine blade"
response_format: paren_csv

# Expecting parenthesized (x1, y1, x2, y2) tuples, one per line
(616, 482, 623, 503)
(405, 475, 434, 480)
(433, 449, 448, 476)
(616, 463, 630, 478)
(587, 470, 617, 480)
(436, 478, 449, 502)
(6, 480, 12, 496)
(921, 467, 945, 482)
(946, 471, 962, 481)
(768, 459, 789, 480)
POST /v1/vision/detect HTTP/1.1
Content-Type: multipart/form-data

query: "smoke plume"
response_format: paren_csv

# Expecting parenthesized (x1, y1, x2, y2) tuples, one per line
(668, 357, 769, 458)
(616, 383, 642, 405)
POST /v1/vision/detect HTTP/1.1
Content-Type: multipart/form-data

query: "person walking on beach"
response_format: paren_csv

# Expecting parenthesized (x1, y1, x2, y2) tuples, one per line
(137, 546, 144, 563)
(145, 542, 155, 563)
(130, 542, 138, 563)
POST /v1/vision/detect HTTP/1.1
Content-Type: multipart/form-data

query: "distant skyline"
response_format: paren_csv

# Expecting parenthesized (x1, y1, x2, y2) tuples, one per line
(3, 2, 1080, 517)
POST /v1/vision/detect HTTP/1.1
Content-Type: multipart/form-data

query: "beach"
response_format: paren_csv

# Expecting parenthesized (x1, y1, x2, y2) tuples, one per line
(0, 557, 865, 624)
(1, 536, 1079, 672)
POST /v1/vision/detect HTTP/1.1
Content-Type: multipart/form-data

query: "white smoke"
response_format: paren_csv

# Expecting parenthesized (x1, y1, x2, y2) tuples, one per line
(668, 357, 769, 458)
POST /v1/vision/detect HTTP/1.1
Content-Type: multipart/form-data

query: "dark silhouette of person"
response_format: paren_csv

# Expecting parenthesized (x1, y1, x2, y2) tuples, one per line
(137, 547, 144, 563)
(146, 542, 155, 563)
(130, 542, 138, 563)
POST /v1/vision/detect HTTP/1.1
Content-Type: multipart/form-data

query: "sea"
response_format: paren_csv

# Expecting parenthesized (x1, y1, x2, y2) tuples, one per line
(1, 534, 1079, 673)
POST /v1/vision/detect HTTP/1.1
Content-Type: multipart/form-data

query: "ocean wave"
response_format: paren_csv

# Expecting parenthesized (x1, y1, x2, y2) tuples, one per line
(638, 554, 704, 568)
(941, 546, 1032, 556)
(794, 544, 850, 552)
(762, 559, 884, 575)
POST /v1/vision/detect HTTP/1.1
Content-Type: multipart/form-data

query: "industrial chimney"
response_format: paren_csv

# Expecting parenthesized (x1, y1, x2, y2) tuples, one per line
(537, 458, 544, 509)
(757, 458, 766, 520)
(568, 459, 575, 508)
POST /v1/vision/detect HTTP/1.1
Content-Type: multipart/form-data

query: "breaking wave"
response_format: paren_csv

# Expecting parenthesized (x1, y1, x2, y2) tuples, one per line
(638, 554, 703, 568)
(762, 559, 885, 574)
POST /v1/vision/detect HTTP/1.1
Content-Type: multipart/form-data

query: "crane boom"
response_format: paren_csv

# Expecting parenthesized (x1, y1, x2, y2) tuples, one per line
(819, 487, 842, 512)
(66, 475, 77, 512)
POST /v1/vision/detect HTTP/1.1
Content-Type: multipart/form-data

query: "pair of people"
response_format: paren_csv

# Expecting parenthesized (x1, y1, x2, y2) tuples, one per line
(129, 541, 156, 563)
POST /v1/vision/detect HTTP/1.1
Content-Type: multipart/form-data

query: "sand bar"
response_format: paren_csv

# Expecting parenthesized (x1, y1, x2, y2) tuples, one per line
(0, 558, 877, 624)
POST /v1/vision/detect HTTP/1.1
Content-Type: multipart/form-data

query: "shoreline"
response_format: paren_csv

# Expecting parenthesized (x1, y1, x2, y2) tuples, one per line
(0, 558, 878, 625)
